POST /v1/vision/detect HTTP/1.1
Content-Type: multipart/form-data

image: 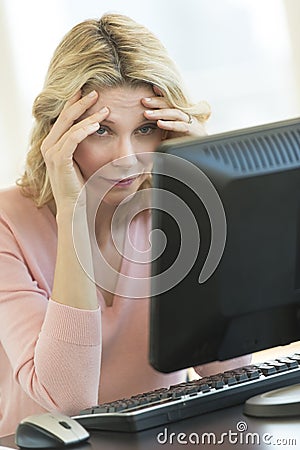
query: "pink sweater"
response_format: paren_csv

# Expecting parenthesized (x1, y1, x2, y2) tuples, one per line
(0, 186, 188, 437)
(0, 186, 250, 437)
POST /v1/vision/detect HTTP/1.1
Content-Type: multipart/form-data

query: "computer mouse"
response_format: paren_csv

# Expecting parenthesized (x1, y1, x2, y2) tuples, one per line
(244, 383, 300, 418)
(15, 412, 90, 448)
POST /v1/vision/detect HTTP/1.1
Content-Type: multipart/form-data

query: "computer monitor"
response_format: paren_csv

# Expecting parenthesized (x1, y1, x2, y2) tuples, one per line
(149, 117, 300, 373)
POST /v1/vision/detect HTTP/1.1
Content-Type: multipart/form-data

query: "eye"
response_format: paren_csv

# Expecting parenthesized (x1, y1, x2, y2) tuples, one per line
(137, 124, 157, 135)
(95, 125, 108, 136)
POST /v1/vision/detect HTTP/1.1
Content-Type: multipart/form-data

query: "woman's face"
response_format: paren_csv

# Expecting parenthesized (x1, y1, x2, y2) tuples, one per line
(74, 84, 163, 205)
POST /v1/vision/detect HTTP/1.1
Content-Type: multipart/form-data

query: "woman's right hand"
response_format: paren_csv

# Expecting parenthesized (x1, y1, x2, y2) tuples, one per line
(41, 90, 109, 211)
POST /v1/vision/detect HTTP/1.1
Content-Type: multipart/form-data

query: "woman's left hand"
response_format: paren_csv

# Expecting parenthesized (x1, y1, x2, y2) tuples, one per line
(142, 88, 208, 139)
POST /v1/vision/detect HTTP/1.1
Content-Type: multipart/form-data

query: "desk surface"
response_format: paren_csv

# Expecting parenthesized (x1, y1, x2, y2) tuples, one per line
(1, 404, 300, 450)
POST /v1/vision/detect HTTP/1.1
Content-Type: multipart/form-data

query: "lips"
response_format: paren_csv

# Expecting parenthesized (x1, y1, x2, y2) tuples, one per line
(100, 175, 141, 186)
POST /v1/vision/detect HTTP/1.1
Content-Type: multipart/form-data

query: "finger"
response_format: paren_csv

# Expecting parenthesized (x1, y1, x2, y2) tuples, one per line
(141, 96, 169, 109)
(156, 119, 190, 134)
(157, 118, 208, 138)
(143, 97, 211, 123)
(144, 108, 190, 123)
(58, 123, 100, 160)
(46, 107, 109, 160)
(42, 90, 99, 152)
(63, 89, 82, 107)
(43, 123, 100, 167)
(56, 106, 109, 148)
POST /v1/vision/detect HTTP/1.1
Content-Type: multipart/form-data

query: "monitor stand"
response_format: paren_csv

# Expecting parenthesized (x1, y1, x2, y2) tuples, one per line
(243, 383, 300, 418)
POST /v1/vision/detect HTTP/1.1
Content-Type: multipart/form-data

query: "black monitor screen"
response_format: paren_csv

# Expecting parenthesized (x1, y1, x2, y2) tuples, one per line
(150, 117, 300, 373)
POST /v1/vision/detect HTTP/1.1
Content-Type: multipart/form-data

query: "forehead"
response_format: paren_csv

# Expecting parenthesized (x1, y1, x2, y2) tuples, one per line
(93, 85, 154, 113)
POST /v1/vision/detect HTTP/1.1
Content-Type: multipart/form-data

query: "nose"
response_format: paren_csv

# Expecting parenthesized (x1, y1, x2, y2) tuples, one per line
(112, 137, 138, 169)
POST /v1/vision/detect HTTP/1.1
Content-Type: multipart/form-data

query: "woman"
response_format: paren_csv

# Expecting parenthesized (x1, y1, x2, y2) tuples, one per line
(0, 13, 248, 436)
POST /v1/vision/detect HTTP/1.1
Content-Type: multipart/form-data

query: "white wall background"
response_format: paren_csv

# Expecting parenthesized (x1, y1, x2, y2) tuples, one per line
(1, 0, 299, 188)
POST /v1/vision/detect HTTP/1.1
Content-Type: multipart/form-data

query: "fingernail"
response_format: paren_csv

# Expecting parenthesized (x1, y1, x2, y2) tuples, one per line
(145, 110, 154, 114)
(87, 90, 97, 97)
(144, 97, 152, 102)
(100, 106, 109, 113)
(88, 122, 100, 131)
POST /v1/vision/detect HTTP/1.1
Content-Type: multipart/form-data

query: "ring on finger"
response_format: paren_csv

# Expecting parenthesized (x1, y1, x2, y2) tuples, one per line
(186, 113, 193, 124)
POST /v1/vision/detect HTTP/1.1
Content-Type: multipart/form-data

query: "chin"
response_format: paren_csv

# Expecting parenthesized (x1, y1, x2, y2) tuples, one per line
(102, 187, 138, 207)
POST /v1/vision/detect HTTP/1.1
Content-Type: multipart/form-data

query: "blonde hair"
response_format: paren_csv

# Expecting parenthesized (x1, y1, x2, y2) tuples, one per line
(18, 13, 210, 207)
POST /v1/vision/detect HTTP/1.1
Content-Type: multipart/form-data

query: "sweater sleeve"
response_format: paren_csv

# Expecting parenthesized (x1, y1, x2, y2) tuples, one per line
(0, 212, 101, 415)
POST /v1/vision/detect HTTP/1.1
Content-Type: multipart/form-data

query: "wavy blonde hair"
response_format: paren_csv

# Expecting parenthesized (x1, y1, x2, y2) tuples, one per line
(18, 13, 210, 207)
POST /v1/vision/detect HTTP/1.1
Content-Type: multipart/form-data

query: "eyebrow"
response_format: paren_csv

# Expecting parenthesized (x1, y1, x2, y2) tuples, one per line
(101, 118, 156, 126)
(101, 118, 115, 124)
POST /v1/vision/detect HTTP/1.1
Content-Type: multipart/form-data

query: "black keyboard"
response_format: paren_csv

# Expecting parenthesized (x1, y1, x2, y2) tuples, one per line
(72, 354, 300, 432)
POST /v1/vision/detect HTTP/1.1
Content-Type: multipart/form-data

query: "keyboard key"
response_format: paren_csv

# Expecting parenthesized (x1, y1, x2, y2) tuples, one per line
(258, 364, 277, 375)
(277, 357, 298, 369)
(223, 373, 238, 385)
(266, 360, 288, 372)
(246, 369, 260, 380)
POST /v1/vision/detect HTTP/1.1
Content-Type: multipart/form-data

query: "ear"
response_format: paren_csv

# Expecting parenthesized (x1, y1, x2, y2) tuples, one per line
(152, 85, 164, 97)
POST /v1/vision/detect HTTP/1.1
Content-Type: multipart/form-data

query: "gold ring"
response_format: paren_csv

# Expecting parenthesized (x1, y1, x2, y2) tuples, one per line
(186, 113, 193, 124)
